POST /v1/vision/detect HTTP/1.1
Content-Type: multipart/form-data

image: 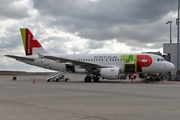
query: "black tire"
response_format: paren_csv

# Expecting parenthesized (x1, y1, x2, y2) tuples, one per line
(65, 78, 69, 82)
(93, 77, 100, 82)
(84, 76, 92, 82)
(55, 78, 59, 82)
(145, 79, 149, 83)
(156, 77, 160, 81)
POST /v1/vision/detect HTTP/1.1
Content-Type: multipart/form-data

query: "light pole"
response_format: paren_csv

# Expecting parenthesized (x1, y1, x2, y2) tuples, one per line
(166, 21, 172, 43)
(177, 0, 180, 80)
(166, 21, 172, 80)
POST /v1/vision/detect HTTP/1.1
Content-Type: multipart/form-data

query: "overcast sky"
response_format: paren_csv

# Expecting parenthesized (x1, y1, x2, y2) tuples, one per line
(0, 0, 179, 72)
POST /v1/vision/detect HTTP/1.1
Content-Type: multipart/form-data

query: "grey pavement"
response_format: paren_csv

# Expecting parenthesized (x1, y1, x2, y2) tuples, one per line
(0, 74, 180, 120)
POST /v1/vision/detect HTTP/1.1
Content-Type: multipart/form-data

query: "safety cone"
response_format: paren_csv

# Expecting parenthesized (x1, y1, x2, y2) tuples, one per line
(160, 80, 163, 84)
(33, 78, 36, 84)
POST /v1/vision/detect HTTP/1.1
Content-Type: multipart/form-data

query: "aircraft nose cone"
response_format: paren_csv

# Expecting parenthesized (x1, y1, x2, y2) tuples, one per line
(168, 63, 175, 71)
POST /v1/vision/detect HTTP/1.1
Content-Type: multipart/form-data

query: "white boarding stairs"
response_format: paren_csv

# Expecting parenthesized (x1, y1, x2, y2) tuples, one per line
(47, 71, 69, 82)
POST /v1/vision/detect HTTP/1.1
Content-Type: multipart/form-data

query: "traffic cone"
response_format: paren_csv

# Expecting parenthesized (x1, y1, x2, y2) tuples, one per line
(160, 80, 163, 84)
(33, 78, 36, 84)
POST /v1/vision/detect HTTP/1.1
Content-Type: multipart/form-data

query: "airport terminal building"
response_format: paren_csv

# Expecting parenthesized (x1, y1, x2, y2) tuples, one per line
(163, 43, 179, 80)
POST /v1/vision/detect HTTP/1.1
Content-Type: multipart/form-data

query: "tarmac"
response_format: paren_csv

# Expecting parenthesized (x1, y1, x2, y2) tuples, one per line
(0, 74, 180, 120)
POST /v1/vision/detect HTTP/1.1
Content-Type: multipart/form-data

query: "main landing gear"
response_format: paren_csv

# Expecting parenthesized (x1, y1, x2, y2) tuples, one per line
(84, 76, 100, 82)
(144, 76, 161, 83)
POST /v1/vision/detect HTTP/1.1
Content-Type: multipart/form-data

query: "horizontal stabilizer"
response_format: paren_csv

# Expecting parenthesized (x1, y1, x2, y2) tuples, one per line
(5, 55, 35, 61)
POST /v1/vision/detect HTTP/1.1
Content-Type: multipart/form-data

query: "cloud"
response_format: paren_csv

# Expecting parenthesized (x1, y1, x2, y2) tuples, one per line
(32, 0, 178, 44)
(0, 0, 179, 71)
(0, 0, 30, 19)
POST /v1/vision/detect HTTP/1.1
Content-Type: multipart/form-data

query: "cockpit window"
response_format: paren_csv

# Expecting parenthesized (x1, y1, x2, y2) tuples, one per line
(157, 58, 165, 61)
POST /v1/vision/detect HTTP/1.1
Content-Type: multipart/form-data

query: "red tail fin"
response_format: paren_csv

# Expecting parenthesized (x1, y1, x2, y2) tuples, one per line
(20, 28, 47, 56)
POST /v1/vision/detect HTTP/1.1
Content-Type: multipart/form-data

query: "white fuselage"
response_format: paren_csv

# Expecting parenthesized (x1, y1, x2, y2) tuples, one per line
(19, 53, 175, 74)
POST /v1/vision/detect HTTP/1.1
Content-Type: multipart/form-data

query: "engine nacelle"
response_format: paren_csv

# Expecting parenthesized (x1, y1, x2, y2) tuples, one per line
(100, 68, 121, 80)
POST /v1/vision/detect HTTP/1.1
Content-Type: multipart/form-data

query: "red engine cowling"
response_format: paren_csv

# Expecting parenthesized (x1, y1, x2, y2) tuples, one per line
(100, 68, 121, 80)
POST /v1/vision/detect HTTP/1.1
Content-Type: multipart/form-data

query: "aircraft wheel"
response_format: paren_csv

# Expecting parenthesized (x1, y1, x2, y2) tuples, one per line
(156, 77, 160, 81)
(65, 78, 70, 82)
(84, 76, 92, 82)
(55, 78, 59, 82)
(93, 77, 100, 82)
(145, 79, 149, 83)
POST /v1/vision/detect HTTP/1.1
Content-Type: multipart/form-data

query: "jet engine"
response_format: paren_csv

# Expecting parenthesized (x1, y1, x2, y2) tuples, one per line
(100, 68, 121, 80)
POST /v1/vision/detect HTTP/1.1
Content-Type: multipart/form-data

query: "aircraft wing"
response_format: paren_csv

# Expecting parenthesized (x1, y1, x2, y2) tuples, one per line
(5, 55, 35, 61)
(43, 55, 103, 68)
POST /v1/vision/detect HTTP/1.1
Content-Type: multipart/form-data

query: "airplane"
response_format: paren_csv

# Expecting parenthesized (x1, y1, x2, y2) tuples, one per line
(5, 28, 175, 83)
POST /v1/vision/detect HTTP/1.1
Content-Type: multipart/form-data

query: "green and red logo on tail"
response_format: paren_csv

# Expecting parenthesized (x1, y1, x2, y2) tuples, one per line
(20, 28, 42, 56)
